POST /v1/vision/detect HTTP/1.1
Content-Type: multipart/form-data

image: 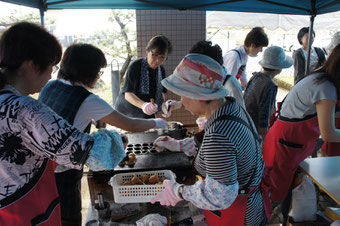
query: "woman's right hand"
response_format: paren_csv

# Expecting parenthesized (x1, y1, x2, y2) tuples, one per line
(153, 136, 197, 156)
(153, 136, 180, 152)
(142, 102, 158, 115)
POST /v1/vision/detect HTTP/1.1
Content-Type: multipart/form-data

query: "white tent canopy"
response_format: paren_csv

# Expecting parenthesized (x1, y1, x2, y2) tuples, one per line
(207, 11, 340, 31)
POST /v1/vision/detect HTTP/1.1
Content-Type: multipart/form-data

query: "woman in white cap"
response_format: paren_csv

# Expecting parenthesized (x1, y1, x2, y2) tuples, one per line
(244, 46, 293, 144)
(151, 54, 271, 226)
(263, 43, 340, 224)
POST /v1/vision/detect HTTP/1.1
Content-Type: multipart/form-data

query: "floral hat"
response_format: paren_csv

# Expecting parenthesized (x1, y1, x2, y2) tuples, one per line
(161, 53, 229, 100)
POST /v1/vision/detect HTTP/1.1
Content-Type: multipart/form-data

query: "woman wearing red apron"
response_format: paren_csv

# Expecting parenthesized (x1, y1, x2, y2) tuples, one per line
(263, 43, 340, 223)
(0, 22, 126, 225)
(150, 52, 270, 225)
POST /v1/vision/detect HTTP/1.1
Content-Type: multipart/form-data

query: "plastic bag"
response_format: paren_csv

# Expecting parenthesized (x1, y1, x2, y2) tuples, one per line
(289, 173, 317, 222)
(136, 213, 167, 226)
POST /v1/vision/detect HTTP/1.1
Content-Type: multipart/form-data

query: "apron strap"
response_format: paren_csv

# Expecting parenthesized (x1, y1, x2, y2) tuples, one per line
(212, 105, 260, 194)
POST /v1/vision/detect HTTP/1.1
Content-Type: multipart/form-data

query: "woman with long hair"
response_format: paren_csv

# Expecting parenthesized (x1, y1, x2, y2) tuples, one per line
(263, 43, 340, 223)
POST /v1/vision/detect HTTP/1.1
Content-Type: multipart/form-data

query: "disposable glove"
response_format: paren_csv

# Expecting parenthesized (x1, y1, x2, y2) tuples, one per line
(153, 118, 168, 128)
(196, 116, 207, 130)
(153, 136, 197, 157)
(161, 100, 182, 118)
(150, 180, 183, 206)
(142, 102, 158, 115)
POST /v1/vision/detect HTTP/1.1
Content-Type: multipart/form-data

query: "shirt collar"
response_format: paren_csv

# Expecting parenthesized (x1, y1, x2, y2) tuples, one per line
(59, 79, 86, 88)
(2, 84, 23, 96)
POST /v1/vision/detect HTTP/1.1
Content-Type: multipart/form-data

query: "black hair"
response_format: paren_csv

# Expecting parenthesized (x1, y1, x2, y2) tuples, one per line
(262, 67, 277, 72)
(244, 27, 269, 48)
(297, 27, 315, 45)
(146, 35, 172, 55)
(0, 22, 62, 89)
(57, 43, 107, 87)
(189, 40, 223, 65)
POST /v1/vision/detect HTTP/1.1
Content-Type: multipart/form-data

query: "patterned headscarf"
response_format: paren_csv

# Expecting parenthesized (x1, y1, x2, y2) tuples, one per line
(161, 54, 229, 100)
(139, 57, 163, 110)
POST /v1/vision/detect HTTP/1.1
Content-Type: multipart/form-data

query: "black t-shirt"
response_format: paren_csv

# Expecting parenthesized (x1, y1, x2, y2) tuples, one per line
(115, 58, 167, 118)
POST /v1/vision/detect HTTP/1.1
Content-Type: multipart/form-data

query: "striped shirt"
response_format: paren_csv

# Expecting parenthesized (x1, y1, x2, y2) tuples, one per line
(194, 98, 265, 225)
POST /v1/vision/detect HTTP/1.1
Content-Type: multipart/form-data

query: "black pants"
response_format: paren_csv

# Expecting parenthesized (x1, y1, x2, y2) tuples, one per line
(55, 169, 83, 226)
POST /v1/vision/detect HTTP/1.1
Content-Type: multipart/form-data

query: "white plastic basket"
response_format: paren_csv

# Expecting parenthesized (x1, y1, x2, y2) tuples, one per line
(109, 170, 176, 203)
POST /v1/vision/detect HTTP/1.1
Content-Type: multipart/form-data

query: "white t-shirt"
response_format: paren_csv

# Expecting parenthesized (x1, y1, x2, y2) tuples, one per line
(55, 80, 115, 172)
(223, 45, 248, 87)
(224, 74, 245, 108)
(301, 47, 320, 72)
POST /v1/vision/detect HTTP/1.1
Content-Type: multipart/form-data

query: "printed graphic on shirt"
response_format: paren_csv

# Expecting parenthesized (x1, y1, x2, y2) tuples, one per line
(0, 131, 34, 165)
(0, 91, 93, 201)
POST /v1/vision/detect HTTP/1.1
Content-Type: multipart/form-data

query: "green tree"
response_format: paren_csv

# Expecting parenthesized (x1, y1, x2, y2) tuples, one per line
(0, 9, 55, 27)
(91, 9, 136, 79)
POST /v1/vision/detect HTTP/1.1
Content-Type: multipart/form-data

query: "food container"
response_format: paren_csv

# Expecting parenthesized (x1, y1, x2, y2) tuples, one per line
(109, 170, 176, 203)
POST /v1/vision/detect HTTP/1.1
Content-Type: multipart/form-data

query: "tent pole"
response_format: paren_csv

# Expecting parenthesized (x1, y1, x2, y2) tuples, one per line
(40, 8, 45, 27)
(39, 0, 47, 27)
(305, 0, 316, 75)
(305, 15, 315, 75)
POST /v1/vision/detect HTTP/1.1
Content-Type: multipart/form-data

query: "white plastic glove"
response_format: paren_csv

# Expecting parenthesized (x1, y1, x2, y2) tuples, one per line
(150, 180, 183, 206)
(161, 100, 182, 118)
(196, 116, 207, 130)
(142, 102, 158, 115)
(153, 118, 167, 128)
(153, 136, 197, 157)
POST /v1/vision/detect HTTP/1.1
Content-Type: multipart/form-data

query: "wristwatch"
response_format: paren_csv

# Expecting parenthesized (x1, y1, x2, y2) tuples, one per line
(178, 185, 184, 199)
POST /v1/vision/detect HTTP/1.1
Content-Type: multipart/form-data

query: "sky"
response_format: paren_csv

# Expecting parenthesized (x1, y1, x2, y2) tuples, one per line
(0, 1, 120, 36)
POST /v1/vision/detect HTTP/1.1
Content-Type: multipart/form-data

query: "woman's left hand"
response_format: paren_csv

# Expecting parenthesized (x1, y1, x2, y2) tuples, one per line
(153, 136, 197, 156)
(162, 100, 182, 118)
(196, 116, 207, 130)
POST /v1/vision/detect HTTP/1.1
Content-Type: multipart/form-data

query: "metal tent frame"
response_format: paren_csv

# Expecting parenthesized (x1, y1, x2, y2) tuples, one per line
(2, 0, 340, 74)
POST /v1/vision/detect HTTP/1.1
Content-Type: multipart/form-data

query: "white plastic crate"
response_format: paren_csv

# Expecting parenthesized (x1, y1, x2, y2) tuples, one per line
(109, 170, 176, 203)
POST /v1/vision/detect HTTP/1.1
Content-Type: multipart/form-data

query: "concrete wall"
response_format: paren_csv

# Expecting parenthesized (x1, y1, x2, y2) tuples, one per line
(136, 9, 206, 126)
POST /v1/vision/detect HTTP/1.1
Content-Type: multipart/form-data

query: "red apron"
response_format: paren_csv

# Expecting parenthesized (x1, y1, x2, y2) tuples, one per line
(203, 167, 272, 226)
(321, 118, 340, 156)
(0, 159, 61, 226)
(262, 115, 320, 201)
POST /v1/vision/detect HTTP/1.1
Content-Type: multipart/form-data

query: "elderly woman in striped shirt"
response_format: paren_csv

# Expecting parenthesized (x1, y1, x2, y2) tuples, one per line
(151, 54, 271, 226)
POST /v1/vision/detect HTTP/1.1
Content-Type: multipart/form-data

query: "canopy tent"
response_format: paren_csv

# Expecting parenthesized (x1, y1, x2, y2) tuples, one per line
(207, 11, 340, 31)
(2, 0, 340, 74)
(1, 0, 340, 15)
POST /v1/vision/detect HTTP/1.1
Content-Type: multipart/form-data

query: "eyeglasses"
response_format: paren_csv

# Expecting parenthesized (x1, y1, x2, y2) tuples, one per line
(52, 65, 59, 74)
(151, 51, 167, 61)
(98, 71, 104, 77)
